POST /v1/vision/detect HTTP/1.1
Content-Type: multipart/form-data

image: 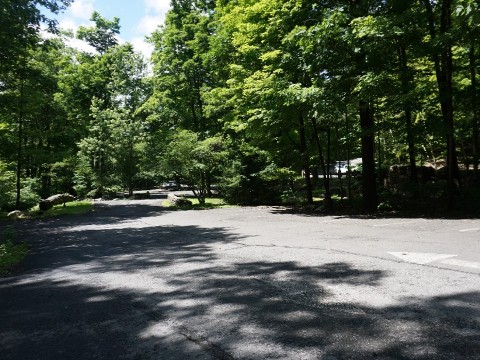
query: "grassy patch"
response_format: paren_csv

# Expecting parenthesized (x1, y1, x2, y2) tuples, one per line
(0, 227, 28, 275)
(33, 201, 94, 218)
(1, 201, 94, 220)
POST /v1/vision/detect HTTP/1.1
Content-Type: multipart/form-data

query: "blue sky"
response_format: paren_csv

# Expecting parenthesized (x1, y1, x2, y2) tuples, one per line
(54, 0, 171, 57)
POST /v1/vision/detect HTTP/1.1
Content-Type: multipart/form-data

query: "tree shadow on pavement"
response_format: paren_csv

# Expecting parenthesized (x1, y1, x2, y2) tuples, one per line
(268, 205, 480, 220)
(1, 204, 479, 360)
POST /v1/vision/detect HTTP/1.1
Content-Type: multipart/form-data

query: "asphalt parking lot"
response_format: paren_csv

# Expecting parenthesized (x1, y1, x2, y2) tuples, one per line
(1, 198, 479, 359)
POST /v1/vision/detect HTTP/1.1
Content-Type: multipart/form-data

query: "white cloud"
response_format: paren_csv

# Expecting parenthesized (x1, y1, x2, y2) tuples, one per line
(137, 0, 170, 35)
(53, 0, 97, 53)
(137, 14, 165, 35)
(145, 0, 170, 15)
(65, 37, 96, 54)
(56, 0, 95, 38)
(70, 0, 95, 20)
(59, 18, 80, 32)
(57, 17, 92, 53)
(40, 26, 56, 40)
(130, 0, 171, 62)
(54, 0, 167, 60)
(131, 37, 154, 59)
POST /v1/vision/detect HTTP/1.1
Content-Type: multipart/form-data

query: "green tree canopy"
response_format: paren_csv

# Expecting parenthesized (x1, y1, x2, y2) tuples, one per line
(77, 11, 120, 54)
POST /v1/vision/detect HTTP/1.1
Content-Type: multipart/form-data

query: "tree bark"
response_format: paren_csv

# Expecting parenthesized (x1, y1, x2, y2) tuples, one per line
(470, 42, 479, 172)
(16, 111, 24, 209)
(310, 118, 332, 210)
(360, 100, 378, 213)
(345, 109, 353, 202)
(299, 113, 313, 204)
(398, 46, 417, 181)
(423, 0, 459, 209)
(15, 43, 28, 210)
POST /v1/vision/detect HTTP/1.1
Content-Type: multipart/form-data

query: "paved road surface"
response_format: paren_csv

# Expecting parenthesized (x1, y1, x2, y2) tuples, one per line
(1, 198, 479, 359)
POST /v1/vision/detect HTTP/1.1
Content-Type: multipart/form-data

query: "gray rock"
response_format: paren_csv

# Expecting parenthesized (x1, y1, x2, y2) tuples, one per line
(39, 193, 76, 211)
(167, 194, 192, 207)
(7, 210, 24, 220)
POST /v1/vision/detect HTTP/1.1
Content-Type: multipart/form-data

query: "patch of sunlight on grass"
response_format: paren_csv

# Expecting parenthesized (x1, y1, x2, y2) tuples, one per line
(33, 201, 94, 218)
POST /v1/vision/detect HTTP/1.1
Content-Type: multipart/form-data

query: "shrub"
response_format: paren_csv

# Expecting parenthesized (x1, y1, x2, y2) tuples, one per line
(220, 154, 282, 205)
(0, 227, 28, 275)
(0, 162, 41, 211)
(0, 164, 16, 211)
(18, 178, 41, 210)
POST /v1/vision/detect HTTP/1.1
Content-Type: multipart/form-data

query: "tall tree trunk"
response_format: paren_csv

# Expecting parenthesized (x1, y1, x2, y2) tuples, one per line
(424, 0, 459, 209)
(299, 113, 313, 204)
(398, 46, 417, 181)
(191, 102, 199, 132)
(360, 100, 378, 213)
(128, 143, 134, 198)
(199, 172, 206, 204)
(335, 126, 345, 198)
(470, 42, 479, 172)
(15, 43, 28, 210)
(16, 112, 24, 209)
(345, 109, 353, 202)
(310, 118, 332, 210)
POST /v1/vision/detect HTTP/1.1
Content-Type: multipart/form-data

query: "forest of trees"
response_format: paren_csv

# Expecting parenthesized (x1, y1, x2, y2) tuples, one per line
(1, 0, 479, 214)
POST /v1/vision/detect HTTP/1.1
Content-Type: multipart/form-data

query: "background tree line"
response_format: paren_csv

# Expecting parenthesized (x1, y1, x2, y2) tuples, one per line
(1, 0, 479, 214)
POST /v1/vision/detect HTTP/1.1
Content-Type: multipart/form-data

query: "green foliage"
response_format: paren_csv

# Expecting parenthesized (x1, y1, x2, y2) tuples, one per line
(72, 42, 150, 198)
(77, 11, 120, 53)
(280, 189, 304, 206)
(0, 227, 28, 275)
(0, 0, 72, 75)
(0, 163, 16, 211)
(220, 144, 282, 205)
(1, 2, 480, 214)
(48, 160, 76, 195)
(0, 162, 40, 211)
(18, 178, 41, 211)
(161, 130, 230, 204)
(147, 0, 217, 134)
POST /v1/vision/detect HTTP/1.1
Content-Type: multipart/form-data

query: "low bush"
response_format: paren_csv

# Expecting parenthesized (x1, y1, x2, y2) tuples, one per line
(0, 163, 41, 211)
(0, 227, 28, 275)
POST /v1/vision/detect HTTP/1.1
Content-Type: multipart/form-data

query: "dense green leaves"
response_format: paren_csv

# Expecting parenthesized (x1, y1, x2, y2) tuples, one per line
(160, 130, 229, 203)
(77, 11, 120, 54)
(1, 1, 479, 213)
(73, 41, 150, 198)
